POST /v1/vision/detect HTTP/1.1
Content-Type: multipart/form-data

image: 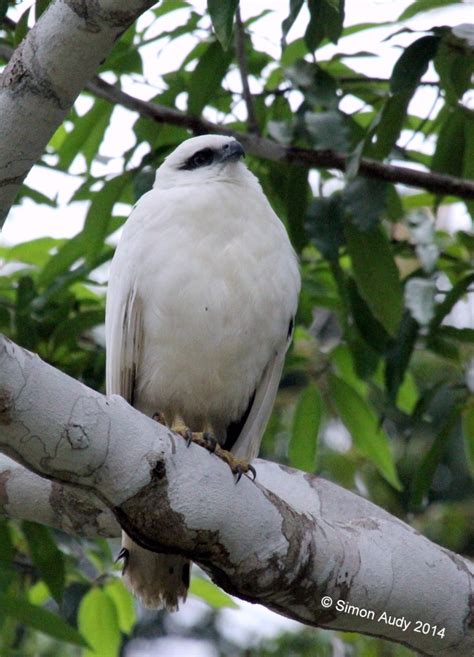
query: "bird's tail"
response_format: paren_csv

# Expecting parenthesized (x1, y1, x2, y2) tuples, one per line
(120, 532, 190, 610)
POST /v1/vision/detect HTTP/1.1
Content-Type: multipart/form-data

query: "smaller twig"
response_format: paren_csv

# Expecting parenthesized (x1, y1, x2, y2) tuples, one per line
(234, 7, 259, 134)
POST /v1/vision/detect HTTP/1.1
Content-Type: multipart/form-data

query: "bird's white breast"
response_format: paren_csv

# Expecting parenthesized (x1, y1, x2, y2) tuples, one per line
(108, 175, 299, 438)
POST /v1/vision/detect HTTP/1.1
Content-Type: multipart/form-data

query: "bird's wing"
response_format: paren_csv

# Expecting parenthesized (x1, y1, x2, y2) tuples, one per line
(106, 281, 143, 405)
(228, 321, 294, 461)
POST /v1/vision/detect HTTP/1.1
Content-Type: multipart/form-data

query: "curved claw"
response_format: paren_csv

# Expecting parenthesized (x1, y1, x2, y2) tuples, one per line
(185, 428, 193, 447)
(247, 464, 257, 481)
(202, 431, 217, 452)
(115, 547, 129, 575)
(234, 463, 257, 484)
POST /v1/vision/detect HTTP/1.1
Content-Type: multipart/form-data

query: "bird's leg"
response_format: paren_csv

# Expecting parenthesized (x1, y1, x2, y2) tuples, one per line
(212, 445, 257, 482)
(170, 418, 256, 482)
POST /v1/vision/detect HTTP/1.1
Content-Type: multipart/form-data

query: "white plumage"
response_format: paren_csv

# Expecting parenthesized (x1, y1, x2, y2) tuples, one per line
(106, 134, 300, 609)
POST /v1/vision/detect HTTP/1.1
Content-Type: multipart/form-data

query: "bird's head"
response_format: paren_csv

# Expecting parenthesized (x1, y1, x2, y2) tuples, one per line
(153, 134, 248, 188)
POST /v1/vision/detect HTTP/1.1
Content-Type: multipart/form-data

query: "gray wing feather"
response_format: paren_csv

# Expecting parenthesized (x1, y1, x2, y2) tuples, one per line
(106, 283, 143, 404)
(230, 338, 289, 461)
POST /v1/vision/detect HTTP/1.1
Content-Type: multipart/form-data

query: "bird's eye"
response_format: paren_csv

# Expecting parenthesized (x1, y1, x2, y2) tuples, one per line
(190, 149, 213, 168)
(179, 148, 215, 170)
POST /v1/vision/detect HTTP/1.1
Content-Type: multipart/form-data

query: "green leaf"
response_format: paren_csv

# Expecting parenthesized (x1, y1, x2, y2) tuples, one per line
(14, 6, 30, 45)
(462, 401, 474, 476)
(305, 110, 349, 151)
(0, 595, 87, 646)
(104, 579, 136, 635)
(0, 0, 8, 22)
(385, 311, 419, 406)
(328, 374, 402, 490)
(432, 107, 466, 177)
(410, 408, 459, 509)
(289, 384, 322, 471)
(187, 41, 232, 115)
(430, 273, 474, 330)
(345, 222, 403, 336)
(58, 100, 113, 171)
(342, 178, 388, 230)
(78, 588, 121, 657)
(0, 519, 14, 592)
(81, 173, 132, 266)
(285, 165, 310, 253)
(305, 0, 345, 51)
(307, 194, 345, 261)
(22, 522, 65, 603)
(189, 576, 238, 608)
(398, 0, 459, 20)
(207, 0, 238, 50)
(38, 233, 88, 288)
(371, 91, 412, 159)
(390, 36, 441, 94)
(282, 0, 305, 38)
(0, 237, 65, 267)
(347, 278, 390, 354)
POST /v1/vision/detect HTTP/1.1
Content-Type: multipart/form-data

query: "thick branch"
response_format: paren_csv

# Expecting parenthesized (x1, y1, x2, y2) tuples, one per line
(0, 0, 156, 224)
(0, 454, 119, 538)
(0, 334, 472, 656)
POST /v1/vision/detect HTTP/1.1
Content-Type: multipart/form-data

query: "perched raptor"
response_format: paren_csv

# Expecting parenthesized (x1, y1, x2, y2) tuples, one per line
(105, 134, 301, 609)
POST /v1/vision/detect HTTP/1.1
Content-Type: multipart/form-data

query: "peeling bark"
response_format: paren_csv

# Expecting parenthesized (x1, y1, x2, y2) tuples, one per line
(0, 0, 156, 223)
(0, 333, 473, 656)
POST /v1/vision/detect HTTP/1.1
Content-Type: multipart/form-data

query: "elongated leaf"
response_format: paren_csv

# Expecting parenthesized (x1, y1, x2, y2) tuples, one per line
(307, 194, 345, 261)
(462, 401, 474, 476)
(82, 173, 131, 266)
(285, 165, 310, 253)
(385, 311, 419, 406)
(430, 273, 474, 330)
(390, 36, 440, 94)
(328, 374, 402, 490)
(305, 0, 345, 51)
(398, 0, 459, 20)
(207, 0, 238, 50)
(190, 576, 238, 608)
(188, 41, 232, 115)
(78, 588, 121, 657)
(58, 100, 113, 171)
(0, 595, 87, 646)
(345, 223, 403, 336)
(410, 408, 458, 509)
(0, 519, 14, 592)
(282, 0, 305, 38)
(22, 522, 65, 603)
(432, 107, 466, 177)
(371, 91, 411, 159)
(342, 178, 388, 230)
(289, 384, 322, 471)
(104, 579, 136, 635)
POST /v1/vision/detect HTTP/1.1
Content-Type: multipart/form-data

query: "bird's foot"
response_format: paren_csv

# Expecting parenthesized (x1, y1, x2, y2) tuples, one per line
(173, 426, 255, 482)
(152, 411, 167, 425)
(213, 445, 257, 483)
(115, 547, 129, 575)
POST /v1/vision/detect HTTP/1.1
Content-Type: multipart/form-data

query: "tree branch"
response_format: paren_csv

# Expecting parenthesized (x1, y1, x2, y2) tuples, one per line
(0, 454, 119, 538)
(1, 40, 473, 207)
(0, 333, 472, 656)
(87, 77, 474, 200)
(0, 0, 156, 225)
(234, 7, 259, 134)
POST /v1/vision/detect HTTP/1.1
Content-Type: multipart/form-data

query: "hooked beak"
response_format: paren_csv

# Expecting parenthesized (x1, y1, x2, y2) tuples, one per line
(219, 140, 246, 163)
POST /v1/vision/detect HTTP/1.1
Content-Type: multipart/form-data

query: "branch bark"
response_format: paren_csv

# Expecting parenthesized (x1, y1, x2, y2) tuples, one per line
(0, 334, 472, 656)
(87, 77, 474, 200)
(0, 0, 156, 224)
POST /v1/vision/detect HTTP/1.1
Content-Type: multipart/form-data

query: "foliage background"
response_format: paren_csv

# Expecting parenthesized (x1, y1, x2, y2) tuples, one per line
(0, 0, 473, 655)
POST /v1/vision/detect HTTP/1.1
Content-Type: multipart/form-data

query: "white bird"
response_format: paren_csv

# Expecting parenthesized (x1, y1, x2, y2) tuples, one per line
(105, 134, 300, 609)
